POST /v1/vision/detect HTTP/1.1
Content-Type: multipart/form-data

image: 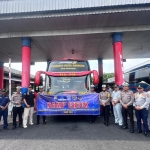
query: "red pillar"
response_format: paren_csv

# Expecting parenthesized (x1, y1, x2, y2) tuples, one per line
(22, 37, 31, 94)
(0, 62, 4, 89)
(112, 33, 124, 86)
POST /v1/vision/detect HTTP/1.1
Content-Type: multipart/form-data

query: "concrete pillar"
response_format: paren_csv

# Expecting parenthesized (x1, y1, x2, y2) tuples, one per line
(98, 58, 103, 92)
(112, 32, 124, 86)
(0, 62, 4, 89)
(21, 37, 31, 94)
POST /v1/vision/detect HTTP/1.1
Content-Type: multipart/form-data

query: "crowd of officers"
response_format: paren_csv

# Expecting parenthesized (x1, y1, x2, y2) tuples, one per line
(0, 85, 46, 130)
(97, 83, 150, 137)
(0, 83, 150, 137)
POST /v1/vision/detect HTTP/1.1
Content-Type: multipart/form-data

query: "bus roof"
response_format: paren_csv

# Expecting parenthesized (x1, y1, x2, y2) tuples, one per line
(124, 60, 150, 73)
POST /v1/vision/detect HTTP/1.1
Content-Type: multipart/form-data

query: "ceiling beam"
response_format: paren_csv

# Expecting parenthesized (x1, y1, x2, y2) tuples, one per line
(0, 25, 150, 38)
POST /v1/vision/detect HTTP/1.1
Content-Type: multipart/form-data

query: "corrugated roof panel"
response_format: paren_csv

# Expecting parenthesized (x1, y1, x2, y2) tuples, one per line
(0, 0, 150, 14)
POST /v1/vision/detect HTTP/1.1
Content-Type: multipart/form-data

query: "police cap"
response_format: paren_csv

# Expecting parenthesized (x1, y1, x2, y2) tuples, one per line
(1, 88, 6, 92)
(113, 84, 119, 88)
(122, 82, 129, 87)
(102, 85, 106, 88)
(90, 85, 95, 88)
(28, 85, 32, 88)
(39, 86, 44, 89)
(16, 86, 22, 90)
(137, 85, 144, 89)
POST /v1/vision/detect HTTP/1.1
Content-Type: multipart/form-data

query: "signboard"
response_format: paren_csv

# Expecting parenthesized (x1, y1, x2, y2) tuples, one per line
(49, 61, 89, 72)
(37, 94, 100, 115)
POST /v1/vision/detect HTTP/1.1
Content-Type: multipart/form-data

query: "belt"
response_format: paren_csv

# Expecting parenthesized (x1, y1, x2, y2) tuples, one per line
(13, 105, 21, 107)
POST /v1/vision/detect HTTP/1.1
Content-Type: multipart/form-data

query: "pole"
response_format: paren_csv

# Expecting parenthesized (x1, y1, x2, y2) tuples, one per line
(8, 57, 11, 99)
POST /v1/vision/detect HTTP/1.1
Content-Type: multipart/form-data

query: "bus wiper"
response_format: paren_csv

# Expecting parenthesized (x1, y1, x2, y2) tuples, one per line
(54, 90, 78, 95)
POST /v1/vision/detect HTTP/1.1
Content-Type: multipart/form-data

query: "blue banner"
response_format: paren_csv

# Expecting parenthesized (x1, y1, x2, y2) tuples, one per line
(37, 94, 100, 115)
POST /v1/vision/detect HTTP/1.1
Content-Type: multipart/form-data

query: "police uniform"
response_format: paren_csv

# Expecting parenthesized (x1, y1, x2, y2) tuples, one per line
(99, 85, 111, 126)
(23, 85, 35, 128)
(134, 85, 149, 136)
(88, 85, 97, 123)
(120, 83, 134, 132)
(0, 89, 10, 129)
(36, 86, 46, 125)
(111, 85, 123, 126)
(11, 86, 23, 129)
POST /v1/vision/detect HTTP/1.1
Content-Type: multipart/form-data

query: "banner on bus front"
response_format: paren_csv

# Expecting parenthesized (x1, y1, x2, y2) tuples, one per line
(36, 94, 100, 115)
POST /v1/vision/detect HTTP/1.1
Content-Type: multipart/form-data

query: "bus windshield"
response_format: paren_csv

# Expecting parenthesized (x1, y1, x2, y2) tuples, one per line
(48, 60, 89, 72)
(47, 75, 89, 95)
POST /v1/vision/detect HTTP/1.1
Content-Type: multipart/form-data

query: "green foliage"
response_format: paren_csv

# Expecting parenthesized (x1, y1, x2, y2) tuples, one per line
(103, 73, 114, 82)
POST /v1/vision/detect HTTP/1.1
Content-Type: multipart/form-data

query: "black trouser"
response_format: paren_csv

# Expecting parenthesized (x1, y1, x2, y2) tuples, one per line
(110, 102, 114, 115)
(102, 105, 110, 124)
(37, 115, 46, 123)
(122, 105, 134, 129)
(13, 106, 22, 126)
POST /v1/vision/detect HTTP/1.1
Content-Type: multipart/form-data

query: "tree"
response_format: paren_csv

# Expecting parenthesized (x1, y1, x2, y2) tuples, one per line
(103, 73, 114, 82)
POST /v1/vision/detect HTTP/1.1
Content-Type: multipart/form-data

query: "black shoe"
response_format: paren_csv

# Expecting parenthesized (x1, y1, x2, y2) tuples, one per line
(89, 121, 92, 124)
(123, 126, 128, 129)
(105, 123, 109, 126)
(12, 126, 16, 130)
(94, 121, 98, 124)
(119, 125, 123, 129)
(4, 127, 9, 130)
(36, 122, 39, 125)
(115, 123, 118, 125)
(19, 125, 23, 128)
(130, 129, 134, 133)
(144, 132, 149, 137)
(104, 122, 106, 125)
(137, 130, 142, 133)
(43, 122, 46, 125)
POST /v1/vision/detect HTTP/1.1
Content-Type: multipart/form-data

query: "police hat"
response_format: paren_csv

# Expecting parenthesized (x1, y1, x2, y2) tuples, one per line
(1, 88, 6, 92)
(16, 86, 22, 90)
(102, 85, 106, 88)
(28, 85, 32, 88)
(113, 84, 119, 88)
(122, 82, 129, 87)
(39, 86, 44, 89)
(137, 85, 144, 89)
(90, 85, 95, 88)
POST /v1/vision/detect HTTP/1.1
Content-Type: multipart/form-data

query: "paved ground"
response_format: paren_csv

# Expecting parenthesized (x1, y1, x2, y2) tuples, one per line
(0, 115, 150, 150)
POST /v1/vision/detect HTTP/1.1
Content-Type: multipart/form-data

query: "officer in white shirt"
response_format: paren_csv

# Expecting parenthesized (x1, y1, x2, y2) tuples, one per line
(111, 84, 123, 127)
(134, 85, 149, 137)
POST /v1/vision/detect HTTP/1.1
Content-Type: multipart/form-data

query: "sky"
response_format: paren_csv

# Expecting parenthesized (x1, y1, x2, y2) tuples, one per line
(4, 58, 150, 75)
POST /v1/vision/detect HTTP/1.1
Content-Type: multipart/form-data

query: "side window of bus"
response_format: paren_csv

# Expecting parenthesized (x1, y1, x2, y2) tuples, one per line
(129, 72, 135, 82)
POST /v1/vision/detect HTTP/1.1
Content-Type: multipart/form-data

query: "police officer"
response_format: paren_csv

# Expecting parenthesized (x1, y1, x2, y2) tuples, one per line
(88, 85, 97, 124)
(134, 85, 149, 137)
(99, 85, 111, 126)
(36, 86, 46, 125)
(0, 88, 10, 130)
(111, 84, 123, 127)
(23, 85, 35, 128)
(11, 86, 23, 130)
(89, 85, 96, 94)
(120, 82, 134, 133)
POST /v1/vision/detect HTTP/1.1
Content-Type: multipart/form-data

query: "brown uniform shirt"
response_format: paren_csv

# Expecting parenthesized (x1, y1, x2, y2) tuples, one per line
(120, 90, 134, 106)
(99, 91, 111, 105)
(11, 93, 22, 107)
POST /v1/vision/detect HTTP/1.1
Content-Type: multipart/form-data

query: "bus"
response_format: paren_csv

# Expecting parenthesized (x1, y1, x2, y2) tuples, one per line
(124, 61, 150, 92)
(34, 59, 100, 116)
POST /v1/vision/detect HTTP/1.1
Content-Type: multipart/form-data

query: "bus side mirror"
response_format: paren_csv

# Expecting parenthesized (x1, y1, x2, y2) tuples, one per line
(34, 71, 42, 85)
(92, 70, 99, 85)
